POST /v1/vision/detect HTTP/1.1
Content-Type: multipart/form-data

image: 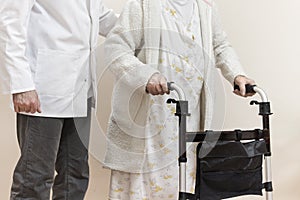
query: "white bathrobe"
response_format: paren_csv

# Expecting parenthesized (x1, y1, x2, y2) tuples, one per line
(105, 0, 247, 199)
(104, 0, 246, 174)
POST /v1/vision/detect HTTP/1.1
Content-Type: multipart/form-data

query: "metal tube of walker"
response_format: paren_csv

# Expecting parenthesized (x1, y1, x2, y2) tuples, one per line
(178, 115, 187, 194)
(253, 86, 268, 103)
(168, 82, 186, 100)
(180, 163, 187, 192)
(265, 156, 273, 200)
(167, 82, 188, 195)
(254, 86, 273, 200)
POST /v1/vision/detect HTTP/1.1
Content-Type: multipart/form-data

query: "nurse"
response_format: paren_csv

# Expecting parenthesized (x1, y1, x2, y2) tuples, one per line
(0, 0, 117, 199)
(104, 0, 255, 199)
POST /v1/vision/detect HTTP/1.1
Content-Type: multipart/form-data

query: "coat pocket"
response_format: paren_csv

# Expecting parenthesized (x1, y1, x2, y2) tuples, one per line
(34, 49, 80, 97)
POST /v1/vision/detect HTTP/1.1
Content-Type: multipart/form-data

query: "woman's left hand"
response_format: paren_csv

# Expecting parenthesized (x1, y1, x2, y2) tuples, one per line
(233, 75, 256, 97)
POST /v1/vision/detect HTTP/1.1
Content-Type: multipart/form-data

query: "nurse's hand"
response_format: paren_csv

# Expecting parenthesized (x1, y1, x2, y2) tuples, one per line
(233, 75, 256, 97)
(146, 73, 169, 95)
(13, 90, 42, 114)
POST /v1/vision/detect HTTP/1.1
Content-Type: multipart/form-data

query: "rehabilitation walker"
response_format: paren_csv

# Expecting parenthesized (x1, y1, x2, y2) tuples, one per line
(167, 82, 273, 200)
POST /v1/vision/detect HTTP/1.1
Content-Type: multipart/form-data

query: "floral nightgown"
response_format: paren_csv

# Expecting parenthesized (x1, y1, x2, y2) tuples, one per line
(109, 0, 205, 199)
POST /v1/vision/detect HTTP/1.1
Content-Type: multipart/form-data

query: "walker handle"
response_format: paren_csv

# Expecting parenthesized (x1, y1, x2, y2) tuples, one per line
(234, 84, 256, 94)
(167, 82, 186, 100)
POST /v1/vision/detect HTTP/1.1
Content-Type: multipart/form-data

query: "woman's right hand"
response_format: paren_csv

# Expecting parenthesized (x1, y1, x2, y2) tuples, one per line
(146, 73, 169, 95)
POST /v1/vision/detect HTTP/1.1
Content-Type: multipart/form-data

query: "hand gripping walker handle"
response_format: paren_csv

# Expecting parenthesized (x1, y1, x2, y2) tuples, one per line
(234, 83, 269, 103)
(234, 83, 256, 94)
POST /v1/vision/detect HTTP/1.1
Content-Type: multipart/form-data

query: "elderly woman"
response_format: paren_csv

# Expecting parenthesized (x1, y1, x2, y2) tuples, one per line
(104, 0, 255, 199)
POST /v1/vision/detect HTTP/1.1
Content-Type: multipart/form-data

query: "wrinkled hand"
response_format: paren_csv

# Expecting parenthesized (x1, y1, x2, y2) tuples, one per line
(233, 75, 256, 97)
(13, 90, 42, 114)
(146, 73, 169, 95)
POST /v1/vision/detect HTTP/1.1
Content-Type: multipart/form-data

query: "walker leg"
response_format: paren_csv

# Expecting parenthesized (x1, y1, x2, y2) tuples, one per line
(265, 156, 273, 200)
(266, 192, 273, 200)
(179, 163, 187, 193)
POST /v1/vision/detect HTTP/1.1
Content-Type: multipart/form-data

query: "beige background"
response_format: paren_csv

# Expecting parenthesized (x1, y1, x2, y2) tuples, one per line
(1, 0, 299, 199)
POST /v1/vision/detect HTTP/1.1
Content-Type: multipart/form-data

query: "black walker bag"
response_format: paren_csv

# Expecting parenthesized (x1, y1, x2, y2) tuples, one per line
(194, 140, 267, 200)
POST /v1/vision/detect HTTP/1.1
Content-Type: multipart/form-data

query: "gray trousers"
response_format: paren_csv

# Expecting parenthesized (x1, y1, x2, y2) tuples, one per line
(10, 107, 91, 200)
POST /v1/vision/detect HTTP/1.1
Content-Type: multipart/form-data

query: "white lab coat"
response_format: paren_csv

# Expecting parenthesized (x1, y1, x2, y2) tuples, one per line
(0, 0, 117, 117)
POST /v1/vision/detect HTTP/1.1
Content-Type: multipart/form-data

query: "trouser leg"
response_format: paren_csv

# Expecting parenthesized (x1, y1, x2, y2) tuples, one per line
(52, 107, 91, 200)
(11, 114, 64, 200)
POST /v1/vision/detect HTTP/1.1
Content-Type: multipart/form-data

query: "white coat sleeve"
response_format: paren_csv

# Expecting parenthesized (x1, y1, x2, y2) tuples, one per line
(212, 2, 246, 84)
(0, 0, 36, 94)
(98, 1, 118, 37)
(104, 0, 160, 91)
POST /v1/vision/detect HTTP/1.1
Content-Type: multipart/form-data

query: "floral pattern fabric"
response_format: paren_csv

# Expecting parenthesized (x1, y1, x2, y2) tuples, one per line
(109, 0, 205, 199)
